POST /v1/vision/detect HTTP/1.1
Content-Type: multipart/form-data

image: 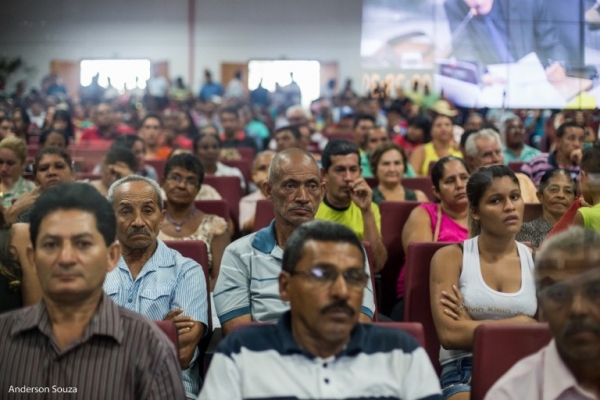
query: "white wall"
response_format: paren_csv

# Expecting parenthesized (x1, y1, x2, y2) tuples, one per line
(1, 0, 364, 93)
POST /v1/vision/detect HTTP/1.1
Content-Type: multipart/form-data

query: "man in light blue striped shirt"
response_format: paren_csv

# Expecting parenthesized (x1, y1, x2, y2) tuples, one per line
(103, 175, 208, 400)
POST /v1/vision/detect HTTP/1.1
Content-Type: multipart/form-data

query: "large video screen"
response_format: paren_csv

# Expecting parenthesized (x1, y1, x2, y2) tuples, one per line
(361, 0, 600, 109)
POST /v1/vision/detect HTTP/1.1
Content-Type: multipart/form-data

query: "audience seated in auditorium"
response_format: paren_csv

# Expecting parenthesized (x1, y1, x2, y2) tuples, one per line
(464, 129, 539, 203)
(194, 132, 246, 192)
(410, 113, 463, 177)
(573, 144, 600, 231)
(214, 148, 376, 335)
(158, 154, 230, 290)
(370, 142, 427, 204)
(138, 114, 172, 160)
(486, 227, 600, 399)
(172, 109, 199, 150)
(201, 220, 442, 400)
(239, 150, 275, 233)
(89, 146, 137, 196)
(501, 113, 541, 164)
(0, 136, 35, 209)
(0, 212, 41, 313)
(38, 128, 68, 149)
(522, 121, 585, 186)
(79, 103, 135, 144)
(431, 165, 538, 399)
(394, 116, 431, 157)
(392, 156, 470, 321)
(516, 169, 575, 248)
(0, 183, 186, 399)
(273, 125, 302, 152)
(51, 109, 76, 143)
(316, 139, 387, 272)
(103, 175, 207, 399)
(353, 114, 375, 153)
(360, 125, 390, 178)
(93, 135, 158, 181)
(218, 107, 257, 153)
(199, 69, 224, 102)
(11, 107, 35, 143)
(0, 117, 15, 139)
(462, 112, 484, 132)
(10, 147, 76, 224)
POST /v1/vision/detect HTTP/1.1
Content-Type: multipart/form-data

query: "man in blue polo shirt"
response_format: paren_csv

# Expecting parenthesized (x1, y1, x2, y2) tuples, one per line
(214, 148, 376, 336)
(201, 221, 442, 400)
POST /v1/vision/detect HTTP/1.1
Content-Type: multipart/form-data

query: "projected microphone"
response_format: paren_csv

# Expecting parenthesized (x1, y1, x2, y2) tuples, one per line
(452, 8, 476, 39)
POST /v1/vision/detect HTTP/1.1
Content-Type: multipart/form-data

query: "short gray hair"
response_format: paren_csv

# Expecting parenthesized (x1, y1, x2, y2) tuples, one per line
(537, 227, 600, 265)
(107, 174, 163, 210)
(285, 105, 310, 120)
(464, 129, 502, 158)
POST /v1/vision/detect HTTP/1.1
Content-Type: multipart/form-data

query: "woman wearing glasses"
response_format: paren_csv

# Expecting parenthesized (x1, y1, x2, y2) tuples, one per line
(159, 153, 230, 290)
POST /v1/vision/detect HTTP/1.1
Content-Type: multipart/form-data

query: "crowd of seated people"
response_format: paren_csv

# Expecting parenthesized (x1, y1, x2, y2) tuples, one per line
(1, 72, 600, 399)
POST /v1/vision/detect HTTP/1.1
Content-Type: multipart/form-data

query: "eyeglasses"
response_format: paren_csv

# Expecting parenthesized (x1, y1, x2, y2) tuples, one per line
(539, 280, 600, 307)
(166, 175, 200, 188)
(290, 266, 368, 289)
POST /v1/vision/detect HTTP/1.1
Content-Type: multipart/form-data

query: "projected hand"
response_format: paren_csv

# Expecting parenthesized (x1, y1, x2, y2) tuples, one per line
(546, 62, 566, 83)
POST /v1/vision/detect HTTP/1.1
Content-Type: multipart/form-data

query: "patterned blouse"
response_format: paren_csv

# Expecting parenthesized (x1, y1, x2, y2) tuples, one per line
(516, 216, 553, 249)
(0, 177, 36, 209)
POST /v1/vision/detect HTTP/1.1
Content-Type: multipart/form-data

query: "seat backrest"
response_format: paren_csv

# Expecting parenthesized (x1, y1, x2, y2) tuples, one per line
(523, 203, 543, 223)
(378, 201, 422, 316)
(253, 199, 275, 232)
(471, 323, 553, 400)
(507, 161, 524, 174)
(162, 240, 213, 356)
(203, 175, 242, 223)
(146, 158, 167, 180)
(236, 147, 255, 161)
(374, 322, 425, 348)
(403, 177, 435, 202)
(194, 199, 230, 221)
(220, 159, 252, 190)
(154, 320, 179, 349)
(404, 241, 456, 375)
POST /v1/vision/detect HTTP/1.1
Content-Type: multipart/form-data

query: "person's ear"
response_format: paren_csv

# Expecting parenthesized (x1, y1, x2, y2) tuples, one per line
(26, 244, 37, 277)
(470, 206, 480, 221)
(536, 190, 543, 203)
(279, 271, 291, 302)
(262, 180, 273, 200)
(106, 242, 122, 273)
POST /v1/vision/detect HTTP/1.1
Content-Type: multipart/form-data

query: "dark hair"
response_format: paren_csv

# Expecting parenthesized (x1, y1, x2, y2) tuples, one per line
(580, 143, 600, 174)
(180, 110, 200, 138)
(139, 113, 163, 129)
(104, 146, 137, 172)
(193, 132, 221, 154)
(33, 147, 73, 176)
(431, 156, 470, 190)
(0, 228, 22, 290)
(200, 124, 219, 136)
(556, 121, 584, 139)
(369, 142, 408, 177)
(466, 165, 519, 237)
(407, 116, 432, 142)
(39, 128, 68, 148)
(111, 134, 144, 151)
(538, 169, 575, 193)
(52, 109, 75, 139)
(164, 153, 204, 186)
(275, 125, 301, 141)
(29, 182, 116, 248)
(353, 114, 376, 129)
(13, 107, 31, 129)
(282, 220, 365, 272)
(431, 113, 454, 126)
(321, 139, 360, 172)
(219, 107, 239, 119)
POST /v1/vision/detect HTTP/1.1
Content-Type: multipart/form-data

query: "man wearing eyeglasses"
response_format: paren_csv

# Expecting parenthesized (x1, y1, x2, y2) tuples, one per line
(486, 227, 600, 399)
(214, 148, 376, 336)
(201, 220, 442, 400)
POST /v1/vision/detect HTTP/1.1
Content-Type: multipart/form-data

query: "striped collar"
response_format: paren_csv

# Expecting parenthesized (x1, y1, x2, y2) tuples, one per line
(117, 239, 175, 279)
(251, 220, 278, 254)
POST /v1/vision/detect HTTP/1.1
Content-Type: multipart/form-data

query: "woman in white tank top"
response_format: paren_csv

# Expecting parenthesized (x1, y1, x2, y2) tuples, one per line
(430, 165, 538, 400)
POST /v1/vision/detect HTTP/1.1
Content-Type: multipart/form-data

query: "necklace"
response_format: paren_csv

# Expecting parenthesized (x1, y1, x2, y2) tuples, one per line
(165, 208, 197, 232)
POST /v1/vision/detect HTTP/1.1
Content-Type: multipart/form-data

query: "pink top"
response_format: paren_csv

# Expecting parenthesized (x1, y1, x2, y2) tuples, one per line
(397, 202, 469, 298)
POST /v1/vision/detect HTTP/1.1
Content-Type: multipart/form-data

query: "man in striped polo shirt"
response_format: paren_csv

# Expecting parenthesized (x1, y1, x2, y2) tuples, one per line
(0, 183, 185, 399)
(201, 221, 442, 400)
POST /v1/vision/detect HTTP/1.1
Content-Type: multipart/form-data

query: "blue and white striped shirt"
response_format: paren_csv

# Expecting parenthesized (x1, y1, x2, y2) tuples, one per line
(104, 239, 208, 398)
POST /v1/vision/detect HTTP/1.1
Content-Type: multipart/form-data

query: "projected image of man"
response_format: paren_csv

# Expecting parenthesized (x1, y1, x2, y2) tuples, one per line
(444, 0, 568, 83)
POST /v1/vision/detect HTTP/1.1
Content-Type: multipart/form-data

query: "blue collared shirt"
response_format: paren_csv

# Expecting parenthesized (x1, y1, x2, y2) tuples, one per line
(104, 239, 208, 398)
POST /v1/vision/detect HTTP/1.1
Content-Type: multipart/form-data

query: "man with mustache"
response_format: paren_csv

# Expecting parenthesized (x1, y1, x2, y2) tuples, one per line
(103, 175, 208, 400)
(214, 148, 376, 336)
(486, 227, 600, 399)
(315, 139, 388, 272)
(201, 220, 442, 399)
(0, 183, 185, 399)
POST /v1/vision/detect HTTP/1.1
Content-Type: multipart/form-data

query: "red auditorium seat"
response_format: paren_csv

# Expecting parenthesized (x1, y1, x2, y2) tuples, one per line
(404, 241, 456, 375)
(203, 175, 242, 223)
(220, 159, 251, 190)
(153, 320, 179, 349)
(236, 147, 255, 161)
(402, 177, 435, 202)
(253, 199, 275, 232)
(508, 161, 524, 173)
(146, 158, 166, 180)
(471, 323, 553, 400)
(523, 203, 543, 223)
(378, 201, 422, 316)
(194, 200, 229, 221)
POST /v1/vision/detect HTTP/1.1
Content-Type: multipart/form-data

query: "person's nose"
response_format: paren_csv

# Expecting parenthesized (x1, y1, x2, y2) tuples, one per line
(491, 152, 502, 164)
(504, 197, 516, 212)
(58, 242, 77, 266)
(330, 272, 349, 300)
(131, 211, 145, 227)
(569, 291, 591, 318)
(295, 185, 309, 204)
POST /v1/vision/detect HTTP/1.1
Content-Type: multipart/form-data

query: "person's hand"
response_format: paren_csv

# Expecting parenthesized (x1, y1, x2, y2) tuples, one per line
(108, 162, 134, 179)
(546, 62, 566, 83)
(349, 178, 373, 212)
(441, 285, 472, 321)
(165, 308, 195, 335)
(481, 72, 506, 86)
(6, 186, 41, 223)
(570, 148, 583, 165)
